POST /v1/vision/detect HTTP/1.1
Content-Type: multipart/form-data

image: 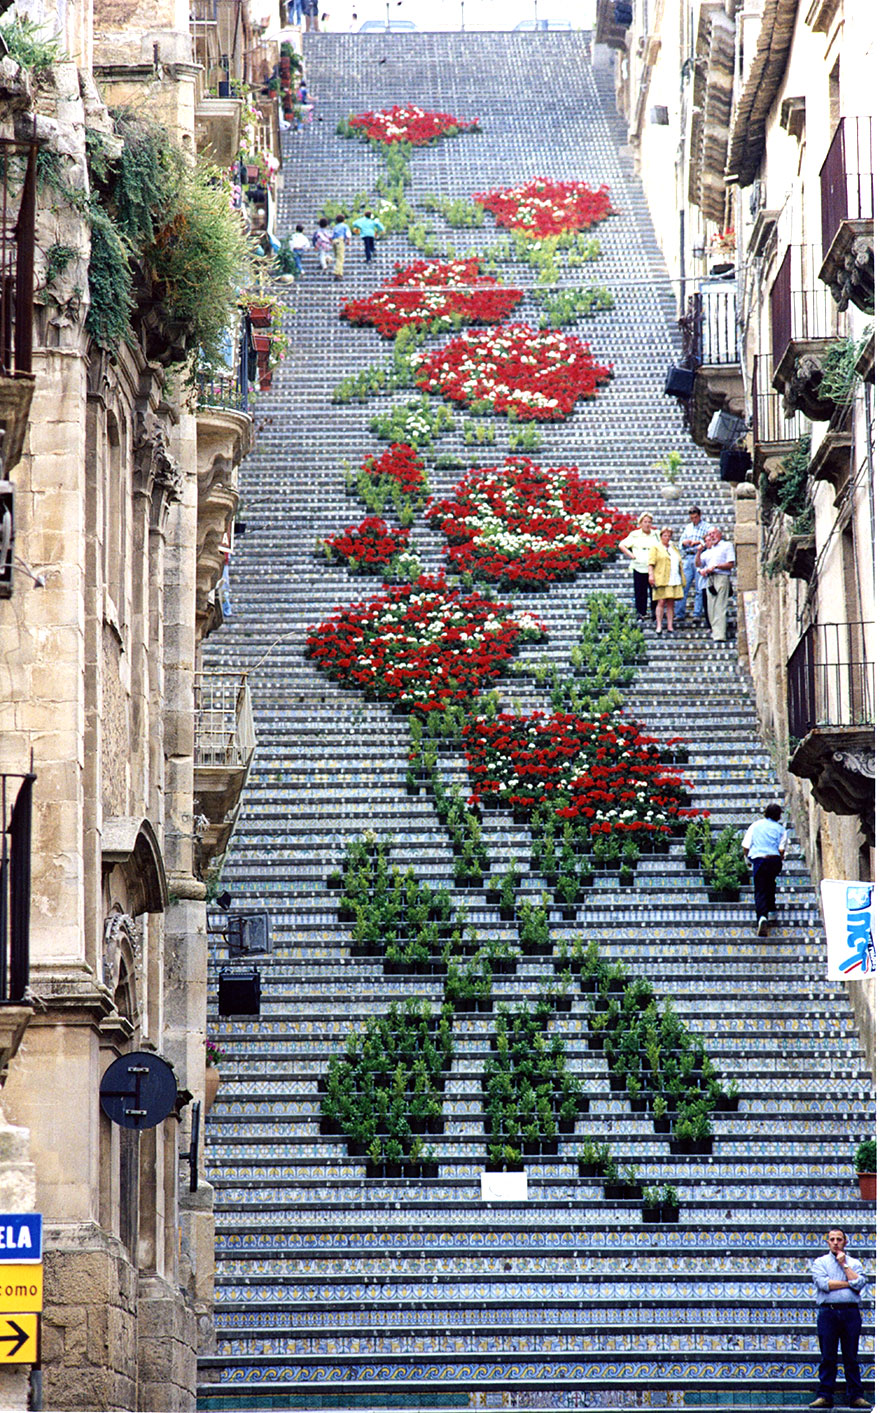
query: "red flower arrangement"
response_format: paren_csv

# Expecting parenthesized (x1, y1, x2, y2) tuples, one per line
(340, 259, 524, 339)
(348, 105, 480, 147)
(426, 457, 635, 588)
(360, 443, 427, 497)
(463, 710, 690, 836)
(324, 516, 411, 571)
(413, 324, 612, 422)
(473, 177, 613, 238)
(306, 576, 544, 712)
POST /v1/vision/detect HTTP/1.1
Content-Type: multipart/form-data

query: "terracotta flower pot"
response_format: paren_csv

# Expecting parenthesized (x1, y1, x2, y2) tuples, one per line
(205, 1064, 220, 1114)
(857, 1172, 876, 1201)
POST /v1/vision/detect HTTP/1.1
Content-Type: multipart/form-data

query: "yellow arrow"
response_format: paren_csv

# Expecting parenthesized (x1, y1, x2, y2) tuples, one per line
(0, 1266, 42, 1313)
(0, 1314, 38, 1363)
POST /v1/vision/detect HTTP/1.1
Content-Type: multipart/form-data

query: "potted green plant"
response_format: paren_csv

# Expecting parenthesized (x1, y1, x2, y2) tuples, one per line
(578, 1139, 606, 1178)
(641, 1185, 663, 1223)
(854, 1138, 876, 1201)
(654, 450, 684, 501)
(661, 1184, 680, 1222)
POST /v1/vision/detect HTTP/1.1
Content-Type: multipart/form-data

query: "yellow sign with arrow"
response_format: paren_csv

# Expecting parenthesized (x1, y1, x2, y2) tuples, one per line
(0, 1313, 39, 1363)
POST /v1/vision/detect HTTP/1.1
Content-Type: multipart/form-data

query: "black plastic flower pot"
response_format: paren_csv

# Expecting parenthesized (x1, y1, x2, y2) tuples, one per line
(664, 364, 695, 398)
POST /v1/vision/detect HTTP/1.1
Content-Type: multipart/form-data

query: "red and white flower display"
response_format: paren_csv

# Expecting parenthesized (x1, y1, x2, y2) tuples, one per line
(413, 324, 612, 421)
(473, 177, 613, 238)
(426, 457, 635, 588)
(360, 443, 428, 498)
(348, 105, 480, 147)
(340, 259, 524, 338)
(306, 576, 544, 712)
(324, 516, 411, 572)
(463, 710, 690, 837)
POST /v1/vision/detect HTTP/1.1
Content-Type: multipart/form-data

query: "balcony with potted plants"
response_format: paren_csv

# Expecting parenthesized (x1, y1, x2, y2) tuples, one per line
(787, 620, 875, 838)
(818, 115, 873, 315)
(769, 243, 846, 419)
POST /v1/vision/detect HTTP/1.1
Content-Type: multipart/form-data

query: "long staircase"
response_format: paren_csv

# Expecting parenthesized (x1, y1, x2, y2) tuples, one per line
(198, 30, 875, 1411)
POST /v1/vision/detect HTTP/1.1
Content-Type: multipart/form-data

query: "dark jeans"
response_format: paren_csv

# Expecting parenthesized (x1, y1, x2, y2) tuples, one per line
(363, 235, 376, 262)
(752, 854, 782, 921)
(817, 1303, 864, 1396)
(633, 570, 649, 617)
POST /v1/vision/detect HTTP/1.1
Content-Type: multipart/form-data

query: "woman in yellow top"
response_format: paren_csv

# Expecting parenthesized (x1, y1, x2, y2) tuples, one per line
(647, 526, 684, 634)
(619, 512, 659, 618)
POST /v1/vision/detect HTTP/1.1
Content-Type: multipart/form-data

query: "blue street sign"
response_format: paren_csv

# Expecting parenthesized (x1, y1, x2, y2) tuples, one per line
(0, 1216, 41, 1263)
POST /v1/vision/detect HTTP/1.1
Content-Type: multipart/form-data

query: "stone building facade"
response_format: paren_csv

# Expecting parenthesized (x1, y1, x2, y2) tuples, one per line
(0, 0, 270, 1403)
(593, 0, 874, 1060)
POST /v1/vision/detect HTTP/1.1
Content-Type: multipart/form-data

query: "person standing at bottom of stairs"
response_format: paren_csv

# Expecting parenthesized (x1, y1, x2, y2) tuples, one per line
(741, 802, 787, 936)
(810, 1228, 871, 1408)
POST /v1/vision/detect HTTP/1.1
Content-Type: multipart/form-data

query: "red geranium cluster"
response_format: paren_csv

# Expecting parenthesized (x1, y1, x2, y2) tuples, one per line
(413, 324, 612, 422)
(349, 105, 480, 146)
(361, 443, 427, 496)
(426, 458, 635, 587)
(324, 516, 411, 571)
(340, 259, 524, 338)
(306, 576, 545, 712)
(473, 178, 613, 238)
(463, 710, 689, 835)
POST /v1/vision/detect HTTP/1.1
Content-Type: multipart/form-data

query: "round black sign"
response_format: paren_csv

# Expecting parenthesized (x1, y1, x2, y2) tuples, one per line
(99, 1051, 178, 1130)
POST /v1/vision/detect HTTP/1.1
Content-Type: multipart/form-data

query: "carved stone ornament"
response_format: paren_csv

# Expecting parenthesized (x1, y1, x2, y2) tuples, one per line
(134, 409, 184, 513)
(782, 353, 836, 421)
(832, 747, 875, 781)
(102, 911, 143, 996)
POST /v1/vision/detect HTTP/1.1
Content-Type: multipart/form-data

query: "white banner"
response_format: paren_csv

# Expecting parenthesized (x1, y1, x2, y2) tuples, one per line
(821, 880, 876, 980)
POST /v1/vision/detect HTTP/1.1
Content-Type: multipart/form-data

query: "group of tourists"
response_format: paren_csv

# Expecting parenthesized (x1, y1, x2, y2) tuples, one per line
(286, 212, 385, 280)
(618, 505, 734, 640)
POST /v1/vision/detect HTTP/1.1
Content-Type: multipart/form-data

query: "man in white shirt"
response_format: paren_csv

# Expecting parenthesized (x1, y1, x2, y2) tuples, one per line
(809, 1229, 870, 1408)
(695, 525, 735, 641)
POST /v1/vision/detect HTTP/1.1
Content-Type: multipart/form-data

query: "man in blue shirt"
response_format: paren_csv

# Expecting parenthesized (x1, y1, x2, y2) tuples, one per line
(674, 504, 708, 625)
(809, 1228, 870, 1408)
(741, 802, 787, 935)
(352, 210, 385, 264)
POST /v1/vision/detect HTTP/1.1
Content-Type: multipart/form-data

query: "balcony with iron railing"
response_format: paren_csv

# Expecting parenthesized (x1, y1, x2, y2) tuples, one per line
(787, 621, 875, 836)
(678, 281, 744, 450)
(0, 137, 38, 478)
(751, 352, 810, 472)
(193, 671, 256, 867)
(0, 769, 35, 1074)
(769, 244, 846, 419)
(819, 116, 874, 313)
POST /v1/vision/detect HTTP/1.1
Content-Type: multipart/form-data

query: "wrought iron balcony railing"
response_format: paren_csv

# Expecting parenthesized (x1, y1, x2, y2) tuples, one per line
(0, 770, 34, 1003)
(196, 318, 250, 414)
(194, 670, 255, 771)
(769, 244, 845, 374)
(820, 115, 874, 260)
(751, 353, 810, 448)
(680, 281, 738, 367)
(787, 621, 875, 742)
